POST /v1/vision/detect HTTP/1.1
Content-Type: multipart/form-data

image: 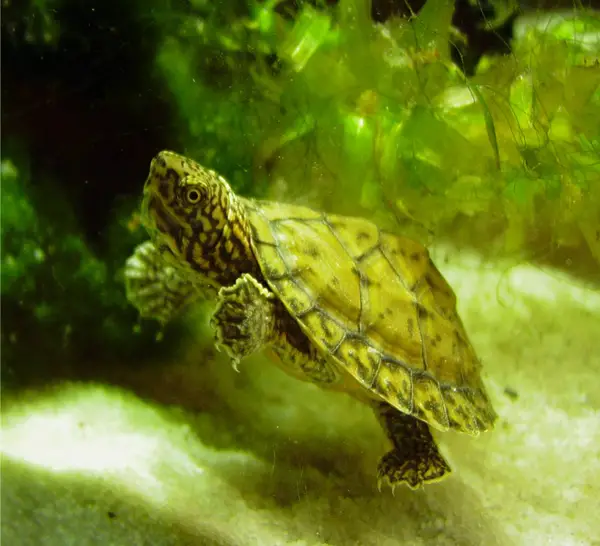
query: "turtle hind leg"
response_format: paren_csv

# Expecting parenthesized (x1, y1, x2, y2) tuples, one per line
(375, 403, 451, 491)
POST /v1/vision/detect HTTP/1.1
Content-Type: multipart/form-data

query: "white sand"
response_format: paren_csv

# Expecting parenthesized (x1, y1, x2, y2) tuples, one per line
(2, 249, 599, 545)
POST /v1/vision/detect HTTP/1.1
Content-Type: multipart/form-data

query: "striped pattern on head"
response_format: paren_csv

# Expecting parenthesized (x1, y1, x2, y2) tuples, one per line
(141, 151, 259, 288)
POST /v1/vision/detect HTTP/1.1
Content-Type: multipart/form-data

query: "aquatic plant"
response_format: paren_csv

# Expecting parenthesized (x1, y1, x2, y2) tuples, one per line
(154, 0, 600, 277)
(0, 157, 162, 388)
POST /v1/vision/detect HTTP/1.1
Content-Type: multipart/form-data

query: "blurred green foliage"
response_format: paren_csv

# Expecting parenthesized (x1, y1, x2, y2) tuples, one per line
(153, 0, 600, 266)
(0, 157, 167, 388)
(1, 0, 62, 47)
(1, 0, 598, 389)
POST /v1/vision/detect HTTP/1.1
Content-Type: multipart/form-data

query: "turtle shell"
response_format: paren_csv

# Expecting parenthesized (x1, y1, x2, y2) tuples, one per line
(245, 199, 496, 436)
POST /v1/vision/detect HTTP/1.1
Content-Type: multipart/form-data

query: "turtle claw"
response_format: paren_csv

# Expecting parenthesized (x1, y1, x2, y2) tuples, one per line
(376, 474, 397, 495)
(214, 341, 242, 372)
(210, 274, 276, 367)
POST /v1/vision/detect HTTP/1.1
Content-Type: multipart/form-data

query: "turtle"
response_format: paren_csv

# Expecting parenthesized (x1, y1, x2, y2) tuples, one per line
(124, 150, 497, 490)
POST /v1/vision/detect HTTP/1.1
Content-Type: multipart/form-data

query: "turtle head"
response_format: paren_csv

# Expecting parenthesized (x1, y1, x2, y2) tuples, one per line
(141, 150, 256, 285)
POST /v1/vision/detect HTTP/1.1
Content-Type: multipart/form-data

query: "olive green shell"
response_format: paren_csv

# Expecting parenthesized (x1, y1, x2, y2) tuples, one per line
(245, 200, 496, 436)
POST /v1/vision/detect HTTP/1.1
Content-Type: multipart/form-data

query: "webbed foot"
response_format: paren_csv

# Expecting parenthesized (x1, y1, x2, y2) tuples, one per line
(124, 241, 203, 325)
(375, 403, 451, 491)
(211, 273, 276, 368)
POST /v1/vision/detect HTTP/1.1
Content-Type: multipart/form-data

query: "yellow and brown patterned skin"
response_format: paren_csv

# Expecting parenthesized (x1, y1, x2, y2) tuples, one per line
(140, 151, 261, 291)
(127, 150, 497, 490)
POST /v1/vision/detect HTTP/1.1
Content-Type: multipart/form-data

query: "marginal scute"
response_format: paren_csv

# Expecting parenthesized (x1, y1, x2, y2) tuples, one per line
(372, 359, 414, 415)
(412, 374, 450, 432)
(272, 277, 313, 315)
(301, 310, 345, 351)
(441, 386, 481, 435)
(379, 231, 431, 289)
(424, 268, 458, 319)
(334, 337, 378, 385)
(419, 308, 465, 385)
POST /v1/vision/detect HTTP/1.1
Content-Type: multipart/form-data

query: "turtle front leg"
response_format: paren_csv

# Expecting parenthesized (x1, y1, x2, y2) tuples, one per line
(211, 273, 277, 368)
(212, 273, 339, 383)
(375, 403, 451, 491)
(124, 241, 206, 325)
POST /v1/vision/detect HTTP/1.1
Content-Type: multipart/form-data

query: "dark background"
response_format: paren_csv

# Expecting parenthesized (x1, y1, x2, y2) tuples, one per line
(1, 0, 523, 247)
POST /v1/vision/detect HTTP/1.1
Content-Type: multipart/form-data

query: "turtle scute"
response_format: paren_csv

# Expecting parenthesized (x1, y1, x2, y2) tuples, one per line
(246, 201, 496, 436)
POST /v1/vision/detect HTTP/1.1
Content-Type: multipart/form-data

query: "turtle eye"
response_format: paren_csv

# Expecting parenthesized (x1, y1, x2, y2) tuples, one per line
(184, 187, 202, 204)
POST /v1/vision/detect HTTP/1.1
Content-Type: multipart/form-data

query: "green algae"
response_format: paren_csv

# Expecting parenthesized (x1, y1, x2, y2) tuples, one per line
(153, 1, 599, 276)
(0, 157, 166, 388)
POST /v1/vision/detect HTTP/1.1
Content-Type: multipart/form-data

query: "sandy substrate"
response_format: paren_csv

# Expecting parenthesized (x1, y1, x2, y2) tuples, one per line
(2, 249, 599, 545)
